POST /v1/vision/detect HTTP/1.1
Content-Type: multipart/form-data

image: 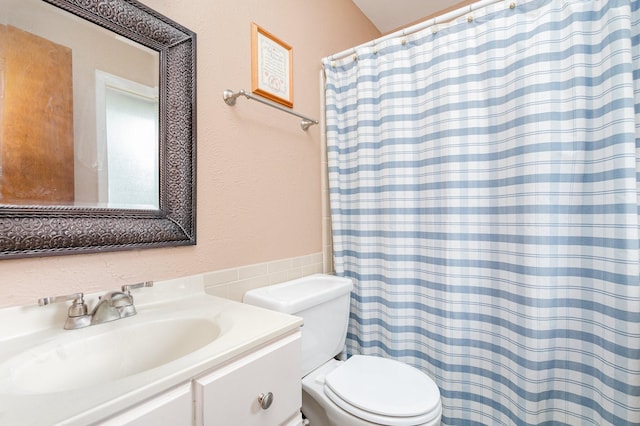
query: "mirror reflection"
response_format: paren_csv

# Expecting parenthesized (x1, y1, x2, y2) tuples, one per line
(0, 0, 160, 209)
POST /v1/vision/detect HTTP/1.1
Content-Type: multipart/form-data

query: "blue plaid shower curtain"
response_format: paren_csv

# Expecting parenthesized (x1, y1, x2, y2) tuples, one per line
(323, 0, 640, 424)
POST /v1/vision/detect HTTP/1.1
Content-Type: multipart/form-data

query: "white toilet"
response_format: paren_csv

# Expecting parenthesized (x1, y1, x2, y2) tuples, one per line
(243, 274, 442, 426)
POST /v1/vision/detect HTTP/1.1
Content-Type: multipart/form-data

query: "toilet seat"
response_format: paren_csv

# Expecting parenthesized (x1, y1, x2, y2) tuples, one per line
(323, 355, 441, 426)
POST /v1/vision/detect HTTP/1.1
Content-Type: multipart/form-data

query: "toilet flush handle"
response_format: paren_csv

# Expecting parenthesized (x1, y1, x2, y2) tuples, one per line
(258, 392, 274, 410)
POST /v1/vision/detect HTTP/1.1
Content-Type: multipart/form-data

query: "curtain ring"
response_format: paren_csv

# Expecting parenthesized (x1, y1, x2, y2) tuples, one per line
(509, 2, 516, 9)
(467, 15, 474, 23)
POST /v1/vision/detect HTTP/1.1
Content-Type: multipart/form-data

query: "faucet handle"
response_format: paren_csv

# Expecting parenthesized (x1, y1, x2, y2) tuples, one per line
(122, 281, 154, 293)
(38, 292, 84, 306)
(38, 293, 88, 318)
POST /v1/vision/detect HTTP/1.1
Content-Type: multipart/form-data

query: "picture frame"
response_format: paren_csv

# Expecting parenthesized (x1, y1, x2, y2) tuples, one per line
(251, 23, 293, 108)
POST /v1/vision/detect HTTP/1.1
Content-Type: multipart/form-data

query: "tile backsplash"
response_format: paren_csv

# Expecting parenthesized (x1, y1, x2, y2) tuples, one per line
(203, 253, 324, 301)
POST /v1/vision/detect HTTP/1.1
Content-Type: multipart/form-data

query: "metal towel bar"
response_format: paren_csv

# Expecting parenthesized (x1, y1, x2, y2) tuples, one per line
(223, 89, 319, 131)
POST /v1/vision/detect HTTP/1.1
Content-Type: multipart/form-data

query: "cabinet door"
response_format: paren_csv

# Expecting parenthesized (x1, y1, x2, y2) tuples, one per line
(97, 383, 192, 426)
(194, 332, 301, 426)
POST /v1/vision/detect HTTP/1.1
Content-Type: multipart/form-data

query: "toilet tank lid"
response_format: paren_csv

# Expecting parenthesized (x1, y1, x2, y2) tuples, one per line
(243, 274, 353, 314)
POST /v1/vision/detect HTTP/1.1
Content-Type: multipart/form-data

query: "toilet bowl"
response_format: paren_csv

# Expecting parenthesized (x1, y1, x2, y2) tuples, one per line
(303, 357, 442, 426)
(243, 274, 442, 426)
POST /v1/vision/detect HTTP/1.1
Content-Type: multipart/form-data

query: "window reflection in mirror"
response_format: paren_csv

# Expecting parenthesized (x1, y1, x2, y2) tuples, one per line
(0, 0, 160, 209)
(96, 71, 159, 209)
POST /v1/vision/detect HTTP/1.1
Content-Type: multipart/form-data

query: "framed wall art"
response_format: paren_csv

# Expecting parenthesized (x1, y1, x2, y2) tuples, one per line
(251, 23, 293, 108)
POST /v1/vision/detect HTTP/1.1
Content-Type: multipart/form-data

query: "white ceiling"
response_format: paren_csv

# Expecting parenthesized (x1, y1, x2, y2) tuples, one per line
(351, 0, 464, 33)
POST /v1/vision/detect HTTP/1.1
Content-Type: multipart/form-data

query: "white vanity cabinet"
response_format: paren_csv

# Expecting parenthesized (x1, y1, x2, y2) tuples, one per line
(98, 383, 192, 426)
(98, 331, 302, 426)
(0, 278, 304, 426)
(194, 331, 302, 426)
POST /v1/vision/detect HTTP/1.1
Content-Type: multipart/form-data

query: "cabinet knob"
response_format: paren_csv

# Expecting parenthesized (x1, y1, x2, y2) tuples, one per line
(258, 392, 274, 410)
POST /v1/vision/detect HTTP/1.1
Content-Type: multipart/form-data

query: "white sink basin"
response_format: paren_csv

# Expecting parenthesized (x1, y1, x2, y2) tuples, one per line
(0, 317, 220, 394)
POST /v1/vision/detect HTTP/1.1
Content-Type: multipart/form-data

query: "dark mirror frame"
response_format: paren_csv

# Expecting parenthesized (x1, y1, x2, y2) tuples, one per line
(0, 0, 196, 259)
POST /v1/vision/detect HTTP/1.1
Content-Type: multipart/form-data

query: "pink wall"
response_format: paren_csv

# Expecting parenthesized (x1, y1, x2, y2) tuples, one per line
(0, 0, 379, 308)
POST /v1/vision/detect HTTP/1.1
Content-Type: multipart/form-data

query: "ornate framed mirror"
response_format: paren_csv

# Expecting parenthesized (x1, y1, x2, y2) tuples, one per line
(0, 0, 196, 259)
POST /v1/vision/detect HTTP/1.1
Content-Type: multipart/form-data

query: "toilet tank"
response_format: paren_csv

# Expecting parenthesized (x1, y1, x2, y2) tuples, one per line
(243, 274, 353, 377)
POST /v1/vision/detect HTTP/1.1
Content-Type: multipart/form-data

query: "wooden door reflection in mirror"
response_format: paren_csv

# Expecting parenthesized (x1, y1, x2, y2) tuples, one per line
(1, 25, 75, 205)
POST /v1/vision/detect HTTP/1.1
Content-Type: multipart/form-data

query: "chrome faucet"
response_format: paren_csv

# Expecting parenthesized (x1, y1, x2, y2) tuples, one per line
(38, 281, 153, 330)
(89, 290, 136, 325)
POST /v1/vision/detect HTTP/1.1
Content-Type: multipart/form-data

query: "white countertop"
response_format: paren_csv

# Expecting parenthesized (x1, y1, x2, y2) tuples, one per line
(0, 275, 302, 426)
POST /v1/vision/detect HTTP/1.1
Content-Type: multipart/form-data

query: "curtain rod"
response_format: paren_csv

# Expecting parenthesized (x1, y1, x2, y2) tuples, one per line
(324, 0, 509, 62)
(223, 89, 319, 131)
